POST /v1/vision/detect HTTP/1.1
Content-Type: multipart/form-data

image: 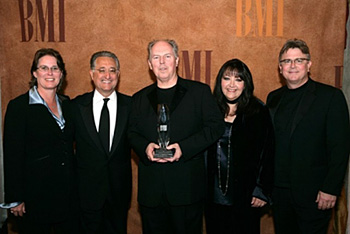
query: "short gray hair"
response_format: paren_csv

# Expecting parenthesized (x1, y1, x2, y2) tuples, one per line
(147, 39, 179, 60)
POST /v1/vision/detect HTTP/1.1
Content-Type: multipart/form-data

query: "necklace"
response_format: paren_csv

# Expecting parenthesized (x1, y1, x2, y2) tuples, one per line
(217, 125, 233, 196)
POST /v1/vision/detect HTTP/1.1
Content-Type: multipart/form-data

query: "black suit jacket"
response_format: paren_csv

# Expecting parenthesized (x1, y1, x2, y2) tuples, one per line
(267, 79, 350, 206)
(3, 92, 79, 223)
(128, 77, 225, 207)
(72, 91, 132, 211)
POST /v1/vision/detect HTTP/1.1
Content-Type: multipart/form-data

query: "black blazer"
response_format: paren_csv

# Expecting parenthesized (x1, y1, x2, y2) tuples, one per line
(128, 77, 225, 207)
(207, 98, 274, 205)
(3, 92, 79, 223)
(267, 79, 350, 206)
(72, 91, 132, 211)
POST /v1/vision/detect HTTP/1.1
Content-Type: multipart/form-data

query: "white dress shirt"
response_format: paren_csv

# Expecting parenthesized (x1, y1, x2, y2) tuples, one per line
(93, 90, 117, 151)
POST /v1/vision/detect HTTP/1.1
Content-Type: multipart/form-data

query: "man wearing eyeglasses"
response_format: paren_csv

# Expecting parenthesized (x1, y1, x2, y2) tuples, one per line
(72, 51, 132, 233)
(267, 39, 350, 233)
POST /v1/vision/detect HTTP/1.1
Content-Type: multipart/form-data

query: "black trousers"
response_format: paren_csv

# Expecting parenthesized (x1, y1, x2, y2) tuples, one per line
(17, 216, 79, 234)
(273, 187, 332, 234)
(80, 200, 128, 234)
(205, 202, 261, 234)
(139, 199, 203, 234)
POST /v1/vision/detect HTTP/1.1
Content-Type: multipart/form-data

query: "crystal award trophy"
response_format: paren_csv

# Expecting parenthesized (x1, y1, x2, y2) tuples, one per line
(154, 104, 174, 158)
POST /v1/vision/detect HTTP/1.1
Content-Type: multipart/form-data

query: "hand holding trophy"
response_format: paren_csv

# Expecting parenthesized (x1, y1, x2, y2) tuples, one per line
(154, 104, 175, 158)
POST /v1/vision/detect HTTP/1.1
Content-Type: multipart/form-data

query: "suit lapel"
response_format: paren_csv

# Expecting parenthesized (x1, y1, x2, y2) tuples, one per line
(268, 88, 285, 125)
(110, 93, 127, 155)
(45, 106, 64, 136)
(60, 98, 72, 135)
(147, 85, 158, 114)
(78, 92, 106, 154)
(169, 81, 187, 114)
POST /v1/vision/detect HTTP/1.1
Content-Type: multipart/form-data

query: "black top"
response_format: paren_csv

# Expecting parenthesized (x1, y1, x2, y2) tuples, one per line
(213, 122, 234, 205)
(274, 80, 309, 187)
(157, 85, 177, 106)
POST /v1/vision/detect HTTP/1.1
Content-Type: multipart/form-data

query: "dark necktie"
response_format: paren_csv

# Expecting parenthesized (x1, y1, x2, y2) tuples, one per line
(99, 98, 110, 153)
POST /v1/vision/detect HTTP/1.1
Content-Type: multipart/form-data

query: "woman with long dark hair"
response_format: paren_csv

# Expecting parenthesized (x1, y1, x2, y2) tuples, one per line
(205, 58, 274, 234)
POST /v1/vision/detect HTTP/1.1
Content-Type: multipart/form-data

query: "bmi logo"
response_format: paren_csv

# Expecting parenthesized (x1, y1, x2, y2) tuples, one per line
(18, 0, 65, 42)
(180, 51, 212, 86)
(235, 0, 284, 37)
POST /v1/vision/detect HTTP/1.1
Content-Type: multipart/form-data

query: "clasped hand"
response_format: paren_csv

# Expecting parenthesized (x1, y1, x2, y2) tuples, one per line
(145, 142, 182, 163)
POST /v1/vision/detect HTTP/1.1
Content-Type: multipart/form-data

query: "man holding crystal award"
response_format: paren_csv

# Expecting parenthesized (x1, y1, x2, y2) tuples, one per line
(128, 39, 224, 234)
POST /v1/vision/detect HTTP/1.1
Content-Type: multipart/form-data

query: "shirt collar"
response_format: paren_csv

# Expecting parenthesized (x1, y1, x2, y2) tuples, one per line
(29, 86, 61, 105)
(93, 90, 117, 104)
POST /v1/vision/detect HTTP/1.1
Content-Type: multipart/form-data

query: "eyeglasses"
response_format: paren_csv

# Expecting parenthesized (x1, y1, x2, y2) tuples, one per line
(94, 68, 118, 75)
(280, 58, 309, 65)
(37, 65, 61, 73)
